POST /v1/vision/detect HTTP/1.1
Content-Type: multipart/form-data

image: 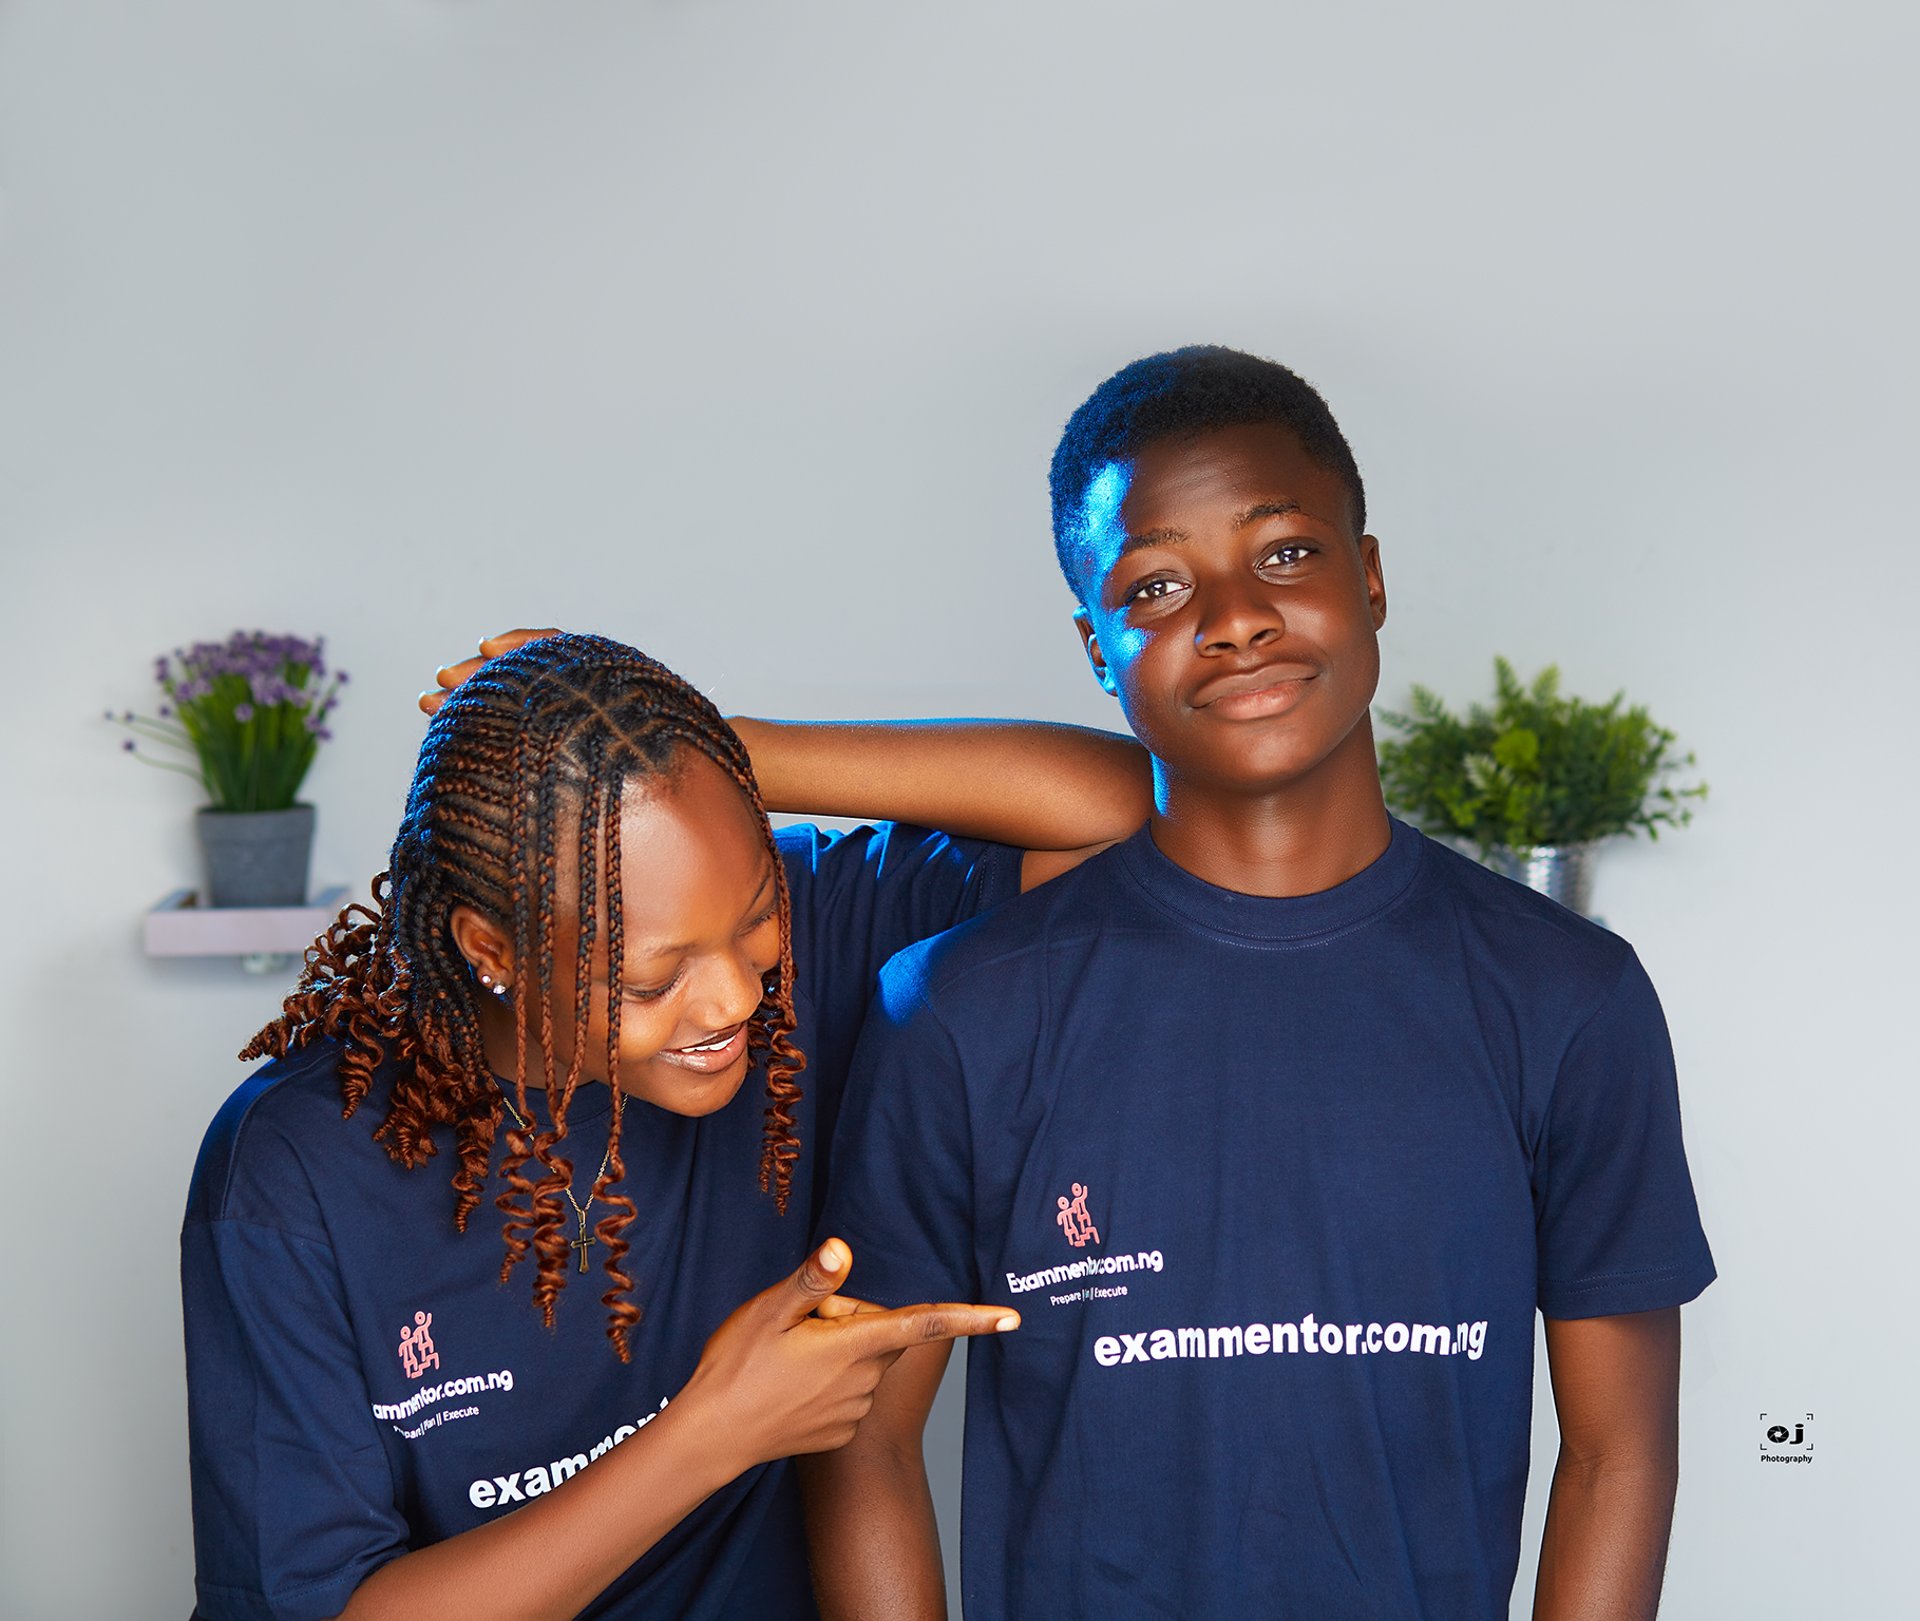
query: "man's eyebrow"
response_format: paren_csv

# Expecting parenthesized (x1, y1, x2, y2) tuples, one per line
(1114, 502, 1305, 558)
(1116, 525, 1188, 559)
(1236, 501, 1302, 526)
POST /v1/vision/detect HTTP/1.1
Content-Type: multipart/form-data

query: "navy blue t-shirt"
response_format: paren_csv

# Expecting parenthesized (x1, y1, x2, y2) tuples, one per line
(182, 822, 1019, 1621)
(821, 820, 1715, 1621)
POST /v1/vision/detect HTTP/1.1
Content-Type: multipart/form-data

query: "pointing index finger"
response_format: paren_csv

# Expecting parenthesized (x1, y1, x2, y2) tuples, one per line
(847, 1302, 1020, 1355)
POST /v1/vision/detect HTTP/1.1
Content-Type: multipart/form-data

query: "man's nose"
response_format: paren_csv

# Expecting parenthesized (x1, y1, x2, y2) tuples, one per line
(1193, 575, 1284, 654)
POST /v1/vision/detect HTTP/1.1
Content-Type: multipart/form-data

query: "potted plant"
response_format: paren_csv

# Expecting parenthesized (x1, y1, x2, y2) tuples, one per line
(1375, 657, 1705, 916)
(114, 631, 348, 906)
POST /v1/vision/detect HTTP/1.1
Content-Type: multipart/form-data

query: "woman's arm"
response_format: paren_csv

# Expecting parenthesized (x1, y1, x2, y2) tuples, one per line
(338, 1388, 736, 1620)
(256, 1242, 1008, 1621)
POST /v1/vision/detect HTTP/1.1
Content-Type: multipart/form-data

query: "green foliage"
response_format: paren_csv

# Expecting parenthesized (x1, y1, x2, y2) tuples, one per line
(1376, 658, 1706, 850)
(112, 632, 347, 813)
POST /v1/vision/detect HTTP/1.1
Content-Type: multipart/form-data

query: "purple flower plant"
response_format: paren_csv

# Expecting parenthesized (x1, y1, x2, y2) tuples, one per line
(113, 630, 349, 813)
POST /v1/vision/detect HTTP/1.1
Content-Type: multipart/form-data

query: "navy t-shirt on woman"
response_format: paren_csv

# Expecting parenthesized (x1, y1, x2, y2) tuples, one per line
(181, 823, 1019, 1621)
(822, 820, 1715, 1621)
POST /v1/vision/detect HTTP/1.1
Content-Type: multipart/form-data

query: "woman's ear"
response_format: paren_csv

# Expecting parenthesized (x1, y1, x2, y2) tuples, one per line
(449, 905, 516, 996)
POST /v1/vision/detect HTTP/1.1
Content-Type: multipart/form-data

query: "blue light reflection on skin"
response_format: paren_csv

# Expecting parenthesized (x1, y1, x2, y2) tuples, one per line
(1080, 461, 1131, 554)
(1072, 460, 1145, 693)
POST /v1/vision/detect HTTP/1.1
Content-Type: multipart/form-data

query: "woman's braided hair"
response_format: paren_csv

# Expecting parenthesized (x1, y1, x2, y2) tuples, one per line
(241, 633, 805, 1360)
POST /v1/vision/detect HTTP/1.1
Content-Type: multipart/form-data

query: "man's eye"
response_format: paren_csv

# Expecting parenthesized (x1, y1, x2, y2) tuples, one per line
(1261, 544, 1314, 568)
(1124, 577, 1189, 606)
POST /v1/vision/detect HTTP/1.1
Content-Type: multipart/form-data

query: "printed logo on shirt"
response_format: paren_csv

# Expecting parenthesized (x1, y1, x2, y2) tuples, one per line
(1090, 1311, 1490, 1368)
(1056, 1182, 1100, 1248)
(1008, 1180, 1171, 1305)
(467, 1397, 672, 1510)
(372, 1366, 516, 1436)
(398, 1309, 441, 1380)
(1008, 1248, 1165, 1296)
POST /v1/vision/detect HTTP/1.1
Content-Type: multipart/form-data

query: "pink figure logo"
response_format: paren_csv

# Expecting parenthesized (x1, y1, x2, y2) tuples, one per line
(397, 1310, 440, 1380)
(1056, 1183, 1100, 1249)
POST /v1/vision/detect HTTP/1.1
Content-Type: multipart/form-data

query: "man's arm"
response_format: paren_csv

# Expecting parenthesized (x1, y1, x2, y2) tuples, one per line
(424, 632, 1153, 880)
(799, 1340, 954, 1621)
(729, 715, 1151, 860)
(1532, 1308, 1682, 1621)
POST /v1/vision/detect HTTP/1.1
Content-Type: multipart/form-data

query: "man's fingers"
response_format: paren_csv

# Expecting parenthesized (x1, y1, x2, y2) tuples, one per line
(477, 627, 560, 657)
(846, 1302, 1020, 1355)
(435, 655, 487, 692)
(778, 1239, 852, 1323)
(417, 689, 447, 717)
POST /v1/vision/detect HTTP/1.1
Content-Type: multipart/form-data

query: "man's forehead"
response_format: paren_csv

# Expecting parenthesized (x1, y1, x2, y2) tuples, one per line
(1076, 426, 1335, 553)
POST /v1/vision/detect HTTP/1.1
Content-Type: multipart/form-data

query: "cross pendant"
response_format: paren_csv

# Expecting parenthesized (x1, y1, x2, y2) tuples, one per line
(571, 1217, 595, 1274)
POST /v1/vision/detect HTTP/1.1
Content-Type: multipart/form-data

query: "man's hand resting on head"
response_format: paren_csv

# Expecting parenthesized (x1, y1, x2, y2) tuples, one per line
(419, 628, 560, 715)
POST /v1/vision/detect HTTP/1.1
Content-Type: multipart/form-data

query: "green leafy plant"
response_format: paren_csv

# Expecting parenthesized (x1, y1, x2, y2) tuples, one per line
(111, 632, 348, 812)
(1376, 658, 1705, 851)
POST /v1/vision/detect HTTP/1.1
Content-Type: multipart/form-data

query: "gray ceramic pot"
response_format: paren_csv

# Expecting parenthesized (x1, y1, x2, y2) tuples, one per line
(196, 804, 315, 907)
(1484, 841, 1600, 918)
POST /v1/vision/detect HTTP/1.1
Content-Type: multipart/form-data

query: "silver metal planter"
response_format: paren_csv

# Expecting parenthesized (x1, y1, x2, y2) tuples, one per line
(1484, 841, 1601, 918)
(196, 803, 316, 908)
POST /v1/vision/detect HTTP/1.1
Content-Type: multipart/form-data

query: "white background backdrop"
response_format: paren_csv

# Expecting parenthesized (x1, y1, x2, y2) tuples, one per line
(3, 2, 1915, 1616)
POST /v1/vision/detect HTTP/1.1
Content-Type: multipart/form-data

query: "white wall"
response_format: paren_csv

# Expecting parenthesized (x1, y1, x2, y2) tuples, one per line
(3, 2, 1914, 1615)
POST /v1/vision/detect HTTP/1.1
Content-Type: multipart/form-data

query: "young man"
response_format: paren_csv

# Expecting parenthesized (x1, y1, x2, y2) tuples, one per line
(807, 347, 1715, 1619)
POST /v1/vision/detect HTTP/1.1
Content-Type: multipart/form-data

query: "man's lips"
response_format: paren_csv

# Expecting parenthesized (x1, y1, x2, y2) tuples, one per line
(1192, 665, 1319, 719)
(656, 1022, 750, 1074)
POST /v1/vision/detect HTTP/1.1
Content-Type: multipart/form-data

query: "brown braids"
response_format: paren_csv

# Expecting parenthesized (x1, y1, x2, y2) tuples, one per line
(242, 633, 806, 1360)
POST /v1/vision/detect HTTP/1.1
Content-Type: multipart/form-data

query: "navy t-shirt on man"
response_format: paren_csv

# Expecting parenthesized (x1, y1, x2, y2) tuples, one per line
(821, 820, 1714, 1620)
(182, 822, 1019, 1621)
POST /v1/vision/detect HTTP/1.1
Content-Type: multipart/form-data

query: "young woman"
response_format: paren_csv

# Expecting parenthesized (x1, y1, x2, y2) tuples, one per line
(183, 632, 1148, 1621)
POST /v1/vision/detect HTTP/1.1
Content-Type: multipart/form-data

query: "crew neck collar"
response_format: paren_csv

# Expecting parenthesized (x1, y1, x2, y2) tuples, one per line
(491, 1077, 616, 1129)
(1114, 816, 1425, 945)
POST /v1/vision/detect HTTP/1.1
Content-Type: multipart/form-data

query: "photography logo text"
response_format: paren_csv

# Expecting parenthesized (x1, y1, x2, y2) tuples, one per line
(1759, 1412, 1813, 1464)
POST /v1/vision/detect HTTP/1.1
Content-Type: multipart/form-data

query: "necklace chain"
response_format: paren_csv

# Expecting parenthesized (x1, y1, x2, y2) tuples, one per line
(495, 1085, 614, 1270)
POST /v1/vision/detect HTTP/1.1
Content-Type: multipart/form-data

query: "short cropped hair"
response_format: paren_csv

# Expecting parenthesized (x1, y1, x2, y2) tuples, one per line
(1049, 345, 1366, 593)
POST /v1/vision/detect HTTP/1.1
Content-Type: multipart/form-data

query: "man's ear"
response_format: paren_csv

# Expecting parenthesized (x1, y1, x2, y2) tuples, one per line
(1361, 534, 1387, 631)
(449, 904, 516, 994)
(1073, 606, 1121, 698)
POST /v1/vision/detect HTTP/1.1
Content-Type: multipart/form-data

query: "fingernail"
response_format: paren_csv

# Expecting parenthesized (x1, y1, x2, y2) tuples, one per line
(996, 1314, 1019, 1331)
(817, 1241, 845, 1272)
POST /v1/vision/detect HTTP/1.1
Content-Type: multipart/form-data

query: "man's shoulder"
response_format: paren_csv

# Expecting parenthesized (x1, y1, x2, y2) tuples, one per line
(875, 845, 1124, 1013)
(1412, 832, 1639, 1007)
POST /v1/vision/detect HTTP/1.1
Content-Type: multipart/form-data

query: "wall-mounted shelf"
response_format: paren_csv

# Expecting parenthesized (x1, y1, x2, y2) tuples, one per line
(145, 886, 348, 974)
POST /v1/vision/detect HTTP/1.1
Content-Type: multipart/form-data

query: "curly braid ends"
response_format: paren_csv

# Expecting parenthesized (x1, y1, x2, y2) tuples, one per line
(243, 632, 806, 1359)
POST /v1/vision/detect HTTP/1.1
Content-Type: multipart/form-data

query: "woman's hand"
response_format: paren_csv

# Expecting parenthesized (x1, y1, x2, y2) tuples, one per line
(419, 628, 560, 715)
(681, 1238, 1015, 1474)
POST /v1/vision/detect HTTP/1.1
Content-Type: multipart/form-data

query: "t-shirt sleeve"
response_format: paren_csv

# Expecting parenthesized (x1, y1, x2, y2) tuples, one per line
(1533, 950, 1717, 1319)
(778, 822, 1021, 1020)
(815, 951, 980, 1309)
(183, 1116, 407, 1620)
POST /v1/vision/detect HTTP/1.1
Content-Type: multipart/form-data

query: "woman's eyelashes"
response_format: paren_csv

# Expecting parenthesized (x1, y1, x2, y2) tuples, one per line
(622, 967, 683, 1004)
(621, 912, 776, 1005)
